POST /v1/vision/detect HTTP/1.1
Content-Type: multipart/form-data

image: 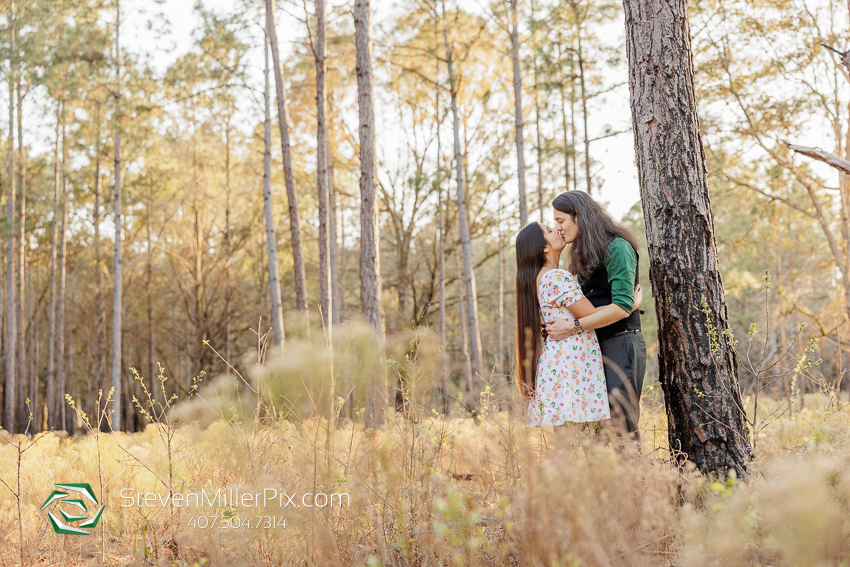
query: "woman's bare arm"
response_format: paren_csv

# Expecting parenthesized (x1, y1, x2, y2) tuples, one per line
(546, 285, 643, 340)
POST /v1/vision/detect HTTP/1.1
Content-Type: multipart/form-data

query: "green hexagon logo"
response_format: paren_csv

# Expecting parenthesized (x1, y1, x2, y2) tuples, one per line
(40, 483, 104, 535)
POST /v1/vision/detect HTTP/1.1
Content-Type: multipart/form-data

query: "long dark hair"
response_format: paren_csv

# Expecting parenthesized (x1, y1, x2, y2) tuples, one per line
(515, 223, 547, 399)
(552, 191, 639, 281)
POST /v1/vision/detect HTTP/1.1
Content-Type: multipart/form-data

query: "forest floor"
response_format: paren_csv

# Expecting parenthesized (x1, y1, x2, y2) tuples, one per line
(1, 388, 849, 566)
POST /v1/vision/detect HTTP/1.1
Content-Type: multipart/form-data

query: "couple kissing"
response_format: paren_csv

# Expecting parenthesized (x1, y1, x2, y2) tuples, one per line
(515, 191, 647, 444)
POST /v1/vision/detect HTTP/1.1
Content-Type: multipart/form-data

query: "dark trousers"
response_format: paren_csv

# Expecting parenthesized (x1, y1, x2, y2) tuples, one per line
(599, 330, 647, 441)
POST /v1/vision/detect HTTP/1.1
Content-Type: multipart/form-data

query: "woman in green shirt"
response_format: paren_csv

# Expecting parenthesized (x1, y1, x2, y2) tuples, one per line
(545, 191, 647, 444)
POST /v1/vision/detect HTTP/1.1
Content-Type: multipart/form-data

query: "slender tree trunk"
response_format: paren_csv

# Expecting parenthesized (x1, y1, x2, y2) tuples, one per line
(56, 116, 68, 432)
(262, 26, 285, 346)
(47, 108, 59, 430)
(509, 0, 528, 225)
(436, 57, 450, 412)
(112, 0, 123, 430)
(355, 0, 387, 427)
(623, 0, 752, 476)
(328, 96, 341, 326)
(329, 155, 341, 324)
(531, 0, 544, 218)
(93, 102, 107, 426)
(27, 266, 36, 431)
(454, 251, 472, 392)
(147, 184, 155, 403)
(577, 24, 591, 193)
(443, 5, 483, 401)
(190, 133, 206, 373)
(339, 208, 347, 322)
(315, 0, 333, 330)
(568, 29, 578, 191)
(16, 73, 26, 429)
(266, 0, 307, 313)
(66, 338, 74, 433)
(5, 0, 17, 433)
(121, 337, 131, 431)
(498, 189, 505, 376)
(556, 28, 571, 192)
(224, 118, 233, 363)
(438, 191, 450, 411)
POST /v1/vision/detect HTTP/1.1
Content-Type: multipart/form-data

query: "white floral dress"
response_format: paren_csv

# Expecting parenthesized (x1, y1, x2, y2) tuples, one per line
(527, 269, 611, 427)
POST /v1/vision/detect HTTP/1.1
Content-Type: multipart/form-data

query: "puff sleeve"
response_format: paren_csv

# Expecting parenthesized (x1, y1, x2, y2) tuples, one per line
(540, 269, 584, 309)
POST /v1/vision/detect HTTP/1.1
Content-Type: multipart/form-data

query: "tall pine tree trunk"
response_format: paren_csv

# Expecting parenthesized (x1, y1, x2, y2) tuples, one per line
(66, 336, 74, 433)
(5, 0, 17, 433)
(266, 0, 307, 313)
(531, 0, 544, 219)
(575, 12, 591, 193)
(315, 0, 332, 330)
(328, 94, 341, 326)
(146, 184, 155, 402)
(329, 151, 341, 324)
(556, 28, 571, 193)
(224, 117, 233, 363)
(111, 0, 123, 430)
(443, 4, 483, 401)
(438, 192, 450, 412)
(26, 265, 36, 430)
(436, 63, 450, 412)
(509, 0, 527, 225)
(623, 0, 752, 476)
(454, 250, 472, 393)
(262, 26, 285, 346)
(15, 66, 26, 430)
(497, 187, 505, 377)
(93, 102, 107, 424)
(354, 0, 387, 427)
(47, 107, 59, 430)
(56, 116, 68, 431)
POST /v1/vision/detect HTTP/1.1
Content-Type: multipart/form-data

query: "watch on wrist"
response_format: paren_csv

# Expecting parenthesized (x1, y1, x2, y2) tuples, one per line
(573, 318, 583, 334)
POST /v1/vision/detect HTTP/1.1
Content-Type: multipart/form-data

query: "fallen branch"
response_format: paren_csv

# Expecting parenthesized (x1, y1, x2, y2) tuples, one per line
(784, 141, 850, 174)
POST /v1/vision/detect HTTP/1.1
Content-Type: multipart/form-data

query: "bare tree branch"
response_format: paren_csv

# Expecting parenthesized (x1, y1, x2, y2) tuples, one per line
(785, 141, 850, 174)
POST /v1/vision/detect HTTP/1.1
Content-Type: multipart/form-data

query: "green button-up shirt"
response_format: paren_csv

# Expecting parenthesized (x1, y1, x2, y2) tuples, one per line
(576, 237, 637, 313)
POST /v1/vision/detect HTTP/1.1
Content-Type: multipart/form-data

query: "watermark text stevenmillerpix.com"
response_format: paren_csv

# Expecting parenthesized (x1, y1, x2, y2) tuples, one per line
(120, 487, 350, 510)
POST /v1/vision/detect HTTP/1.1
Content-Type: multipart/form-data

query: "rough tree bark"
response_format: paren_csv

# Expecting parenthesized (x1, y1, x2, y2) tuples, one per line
(509, 0, 527, 225)
(266, 0, 308, 313)
(623, 0, 752, 476)
(442, 3, 483, 399)
(111, 0, 123, 430)
(262, 25, 285, 346)
(354, 0, 387, 427)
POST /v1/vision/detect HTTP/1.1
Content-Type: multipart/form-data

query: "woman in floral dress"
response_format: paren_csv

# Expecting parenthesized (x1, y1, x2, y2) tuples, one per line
(515, 222, 642, 428)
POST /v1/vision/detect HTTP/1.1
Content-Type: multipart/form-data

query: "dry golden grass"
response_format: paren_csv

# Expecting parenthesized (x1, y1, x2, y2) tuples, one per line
(3, 325, 850, 566)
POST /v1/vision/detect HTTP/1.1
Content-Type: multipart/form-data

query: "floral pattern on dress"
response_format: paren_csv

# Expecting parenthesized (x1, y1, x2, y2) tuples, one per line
(527, 268, 611, 427)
